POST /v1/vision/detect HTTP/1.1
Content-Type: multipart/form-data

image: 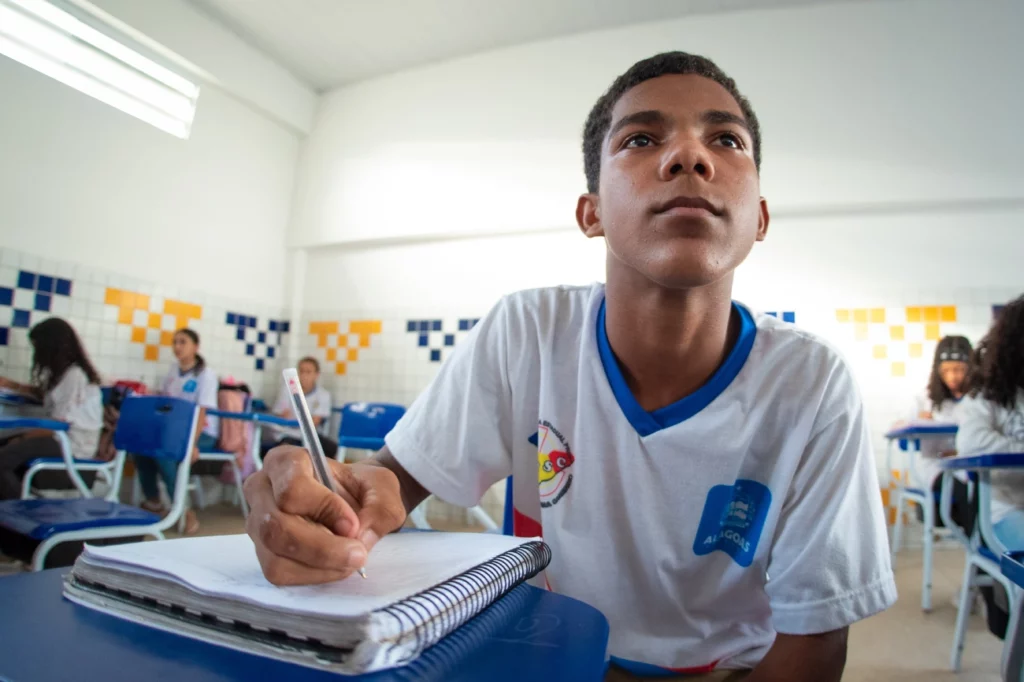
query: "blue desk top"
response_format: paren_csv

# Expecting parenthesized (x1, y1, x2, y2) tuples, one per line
(885, 423, 958, 439)
(0, 389, 41, 407)
(253, 413, 299, 428)
(941, 453, 1024, 470)
(0, 416, 68, 431)
(0, 570, 609, 682)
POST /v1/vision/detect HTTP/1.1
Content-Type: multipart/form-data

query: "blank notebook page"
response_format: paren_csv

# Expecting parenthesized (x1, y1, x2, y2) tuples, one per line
(83, 532, 539, 618)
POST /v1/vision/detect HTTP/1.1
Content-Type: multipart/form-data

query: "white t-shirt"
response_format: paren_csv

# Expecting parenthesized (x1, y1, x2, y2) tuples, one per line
(161, 364, 219, 437)
(385, 284, 897, 673)
(956, 389, 1024, 523)
(44, 365, 102, 460)
(271, 384, 332, 440)
(907, 395, 967, 490)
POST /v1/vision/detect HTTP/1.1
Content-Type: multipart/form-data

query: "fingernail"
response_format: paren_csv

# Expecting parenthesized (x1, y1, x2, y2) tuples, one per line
(360, 530, 379, 549)
(349, 545, 367, 565)
(336, 518, 353, 537)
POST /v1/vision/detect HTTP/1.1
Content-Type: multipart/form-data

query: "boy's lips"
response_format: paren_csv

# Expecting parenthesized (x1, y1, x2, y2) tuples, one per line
(652, 195, 722, 217)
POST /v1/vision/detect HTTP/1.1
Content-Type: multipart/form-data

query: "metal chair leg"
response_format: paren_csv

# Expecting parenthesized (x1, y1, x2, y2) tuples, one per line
(951, 557, 978, 672)
(922, 498, 935, 611)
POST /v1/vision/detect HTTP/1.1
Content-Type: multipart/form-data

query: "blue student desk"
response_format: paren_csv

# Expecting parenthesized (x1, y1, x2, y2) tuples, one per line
(0, 569, 610, 681)
(0, 388, 42, 417)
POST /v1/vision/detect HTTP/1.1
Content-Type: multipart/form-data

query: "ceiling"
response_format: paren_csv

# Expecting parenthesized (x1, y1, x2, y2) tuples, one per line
(186, 0, 862, 91)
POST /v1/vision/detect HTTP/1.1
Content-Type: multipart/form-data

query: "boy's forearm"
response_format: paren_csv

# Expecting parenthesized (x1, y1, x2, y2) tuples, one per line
(368, 446, 431, 515)
(746, 629, 848, 682)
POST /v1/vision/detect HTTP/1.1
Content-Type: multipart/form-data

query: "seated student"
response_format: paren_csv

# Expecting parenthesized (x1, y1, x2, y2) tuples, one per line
(0, 318, 102, 500)
(243, 52, 896, 680)
(956, 294, 1024, 549)
(262, 357, 337, 459)
(135, 328, 216, 534)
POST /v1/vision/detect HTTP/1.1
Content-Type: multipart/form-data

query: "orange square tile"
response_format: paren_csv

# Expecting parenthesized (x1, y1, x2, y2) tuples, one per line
(163, 299, 185, 316)
(326, 348, 337, 361)
(909, 343, 924, 358)
(873, 345, 887, 359)
(337, 335, 348, 347)
(889, 325, 905, 341)
(335, 362, 347, 376)
(104, 288, 122, 306)
(148, 312, 162, 328)
(350, 320, 382, 335)
(347, 348, 359, 361)
(135, 294, 150, 310)
(854, 323, 868, 341)
(835, 309, 850, 323)
(130, 327, 147, 343)
(870, 308, 886, 323)
(906, 307, 922, 323)
(853, 309, 868, 323)
(359, 336, 372, 348)
(316, 335, 329, 349)
(941, 306, 957, 322)
(924, 306, 940, 322)
(118, 307, 134, 325)
(925, 323, 940, 341)
(308, 321, 339, 336)
(891, 361, 906, 377)
(121, 292, 136, 309)
(174, 316, 189, 331)
(144, 345, 160, 362)
(160, 330, 175, 345)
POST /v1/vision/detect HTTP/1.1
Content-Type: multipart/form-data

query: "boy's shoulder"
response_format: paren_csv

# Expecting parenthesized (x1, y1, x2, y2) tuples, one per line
(744, 307, 857, 387)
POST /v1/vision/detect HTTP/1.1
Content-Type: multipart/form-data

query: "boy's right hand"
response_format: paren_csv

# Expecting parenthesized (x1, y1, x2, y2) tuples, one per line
(243, 445, 407, 586)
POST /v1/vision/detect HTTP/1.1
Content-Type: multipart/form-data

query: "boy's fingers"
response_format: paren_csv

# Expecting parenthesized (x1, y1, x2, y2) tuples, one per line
(264, 445, 360, 538)
(253, 542, 354, 586)
(356, 485, 406, 551)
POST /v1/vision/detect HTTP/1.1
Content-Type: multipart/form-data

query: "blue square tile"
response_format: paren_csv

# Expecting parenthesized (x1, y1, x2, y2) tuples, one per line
(765, 311, 777, 318)
(37, 275, 54, 293)
(418, 334, 428, 347)
(245, 344, 255, 356)
(418, 320, 429, 332)
(257, 331, 266, 344)
(0, 327, 7, 346)
(0, 287, 12, 306)
(34, 293, 51, 312)
(782, 312, 796, 324)
(255, 358, 265, 371)
(236, 327, 246, 341)
(281, 321, 290, 333)
(431, 320, 442, 331)
(444, 334, 455, 347)
(267, 346, 275, 359)
(458, 319, 469, 331)
(429, 349, 441, 362)
(17, 271, 35, 290)
(55, 278, 72, 296)
(269, 320, 278, 332)
(12, 309, 30, 328)
(406, 320, 417, 333)
(226, 312, 237, 325)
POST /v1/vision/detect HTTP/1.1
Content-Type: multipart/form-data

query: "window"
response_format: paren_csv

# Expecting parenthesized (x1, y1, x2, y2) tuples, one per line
(0, 0, 199, 138)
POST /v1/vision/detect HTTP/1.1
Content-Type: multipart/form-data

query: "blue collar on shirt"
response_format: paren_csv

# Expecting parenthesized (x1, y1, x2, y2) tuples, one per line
(596, 297, 756, 437)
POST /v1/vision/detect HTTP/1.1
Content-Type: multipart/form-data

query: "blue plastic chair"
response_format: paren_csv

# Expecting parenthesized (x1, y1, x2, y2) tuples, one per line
(19, 386, 125, 501)
(0, 396, 200, 570)
(193, 405, 254, 517)
(250, 412, 299, 471)
(335, 402, 407, 457)
(1001, 551, 1024, 682)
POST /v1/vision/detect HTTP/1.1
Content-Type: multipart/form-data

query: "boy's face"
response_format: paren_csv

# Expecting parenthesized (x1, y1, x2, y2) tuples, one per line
(298, 362, 319, 393)
(577, 74, 769, 290)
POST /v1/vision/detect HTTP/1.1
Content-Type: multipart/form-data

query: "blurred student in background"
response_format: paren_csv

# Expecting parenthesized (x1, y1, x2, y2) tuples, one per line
(957, 294, 1024, 549)
(0, 318, 102, 499)
(263, 357, 337, 459)
(135, 328, 216, 534)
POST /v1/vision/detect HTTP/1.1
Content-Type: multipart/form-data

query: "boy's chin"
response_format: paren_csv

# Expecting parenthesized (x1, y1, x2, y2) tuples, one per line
(633, 254, 738, 291)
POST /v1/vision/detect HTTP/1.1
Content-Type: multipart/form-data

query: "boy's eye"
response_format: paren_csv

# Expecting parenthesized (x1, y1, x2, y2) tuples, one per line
(624, 133, 655, 149)
(716, 133, 743, 149)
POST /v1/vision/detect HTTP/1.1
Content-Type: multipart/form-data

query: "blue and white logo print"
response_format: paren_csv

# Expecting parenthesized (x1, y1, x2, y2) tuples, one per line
(182, 379, 198, 394)
(693, 479, 772, 568)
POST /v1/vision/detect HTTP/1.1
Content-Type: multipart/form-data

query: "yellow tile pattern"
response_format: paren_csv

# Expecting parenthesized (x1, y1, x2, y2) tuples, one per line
(308, 320, 383, 375)
(835, 305, 957, 377)
(105, 287, 203, 362)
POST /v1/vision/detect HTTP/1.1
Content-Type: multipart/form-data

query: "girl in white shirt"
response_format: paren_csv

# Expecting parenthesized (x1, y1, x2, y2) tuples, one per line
(135, 328, 217, 534)
(957, 295, 1024, 549)
(0, 318, 102, 499)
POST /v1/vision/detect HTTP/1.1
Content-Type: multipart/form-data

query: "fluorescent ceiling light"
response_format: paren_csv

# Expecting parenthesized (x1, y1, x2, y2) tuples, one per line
(0, 0, 199, 138)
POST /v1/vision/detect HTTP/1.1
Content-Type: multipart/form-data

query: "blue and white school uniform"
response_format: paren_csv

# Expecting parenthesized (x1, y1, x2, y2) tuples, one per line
(385, 283, 896, 674)
(161, 364, 219, 438)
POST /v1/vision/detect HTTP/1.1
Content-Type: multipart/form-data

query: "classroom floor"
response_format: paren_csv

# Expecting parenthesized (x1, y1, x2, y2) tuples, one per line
(4, 503, 1006, 680)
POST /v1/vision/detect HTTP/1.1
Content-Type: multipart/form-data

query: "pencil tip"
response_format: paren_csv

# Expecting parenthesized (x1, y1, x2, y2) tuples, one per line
(358, 568, 368, 579)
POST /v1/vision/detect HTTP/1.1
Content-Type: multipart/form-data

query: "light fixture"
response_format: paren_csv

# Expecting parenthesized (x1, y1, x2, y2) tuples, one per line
(0, 0, 199, 138)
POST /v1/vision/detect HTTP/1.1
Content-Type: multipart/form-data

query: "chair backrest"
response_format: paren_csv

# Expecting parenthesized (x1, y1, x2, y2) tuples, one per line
(113, 396, 199, 463)
(337, 402, 406, 441)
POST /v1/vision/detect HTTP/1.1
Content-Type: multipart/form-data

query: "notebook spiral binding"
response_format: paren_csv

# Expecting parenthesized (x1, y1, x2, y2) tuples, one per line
(380, 540, 551, 662)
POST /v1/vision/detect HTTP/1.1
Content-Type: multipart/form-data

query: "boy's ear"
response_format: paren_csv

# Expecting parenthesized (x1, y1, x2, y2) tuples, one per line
(576, 193, 604, 238)
(756, 197, 770, 242)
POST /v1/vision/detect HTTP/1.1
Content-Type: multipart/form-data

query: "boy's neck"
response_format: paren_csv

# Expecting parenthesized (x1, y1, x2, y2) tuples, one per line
(604, 275, 738, 413)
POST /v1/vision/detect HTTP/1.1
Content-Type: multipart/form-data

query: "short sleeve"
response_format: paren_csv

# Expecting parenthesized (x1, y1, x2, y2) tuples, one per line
(385, 298, 514, 507)
(765, 360, 897, 634)
(47, 367, 87, 422)
(196, 368, 218, 410)
(312, 387, 332, 418)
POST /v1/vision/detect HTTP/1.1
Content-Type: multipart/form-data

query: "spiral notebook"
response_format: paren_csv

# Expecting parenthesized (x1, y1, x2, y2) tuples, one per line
(62, 533, 551, 675)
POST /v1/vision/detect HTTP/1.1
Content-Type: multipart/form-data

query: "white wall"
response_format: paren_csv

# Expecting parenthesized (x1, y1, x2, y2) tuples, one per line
(289, 0, 1024, 248)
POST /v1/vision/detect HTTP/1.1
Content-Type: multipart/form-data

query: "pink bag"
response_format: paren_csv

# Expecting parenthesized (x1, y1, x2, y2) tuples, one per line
(215, 388, 255, 482)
